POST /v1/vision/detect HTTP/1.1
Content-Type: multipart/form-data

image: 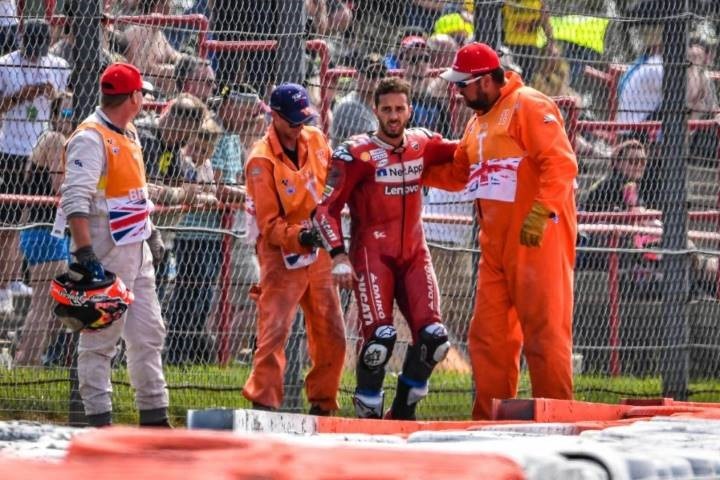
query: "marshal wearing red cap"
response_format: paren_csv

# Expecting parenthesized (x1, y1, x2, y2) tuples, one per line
(440, 42, 579, 421)
(439, 41, 501, 81)
(100, 62, 154, 95)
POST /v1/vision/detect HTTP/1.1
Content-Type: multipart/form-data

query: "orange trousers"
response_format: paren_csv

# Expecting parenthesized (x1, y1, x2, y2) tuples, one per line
(242, 244, 346, 411)
(469, 220, 574, 420)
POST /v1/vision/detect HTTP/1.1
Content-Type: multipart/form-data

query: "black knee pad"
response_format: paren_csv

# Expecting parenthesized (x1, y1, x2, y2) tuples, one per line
(402, 322, 451, 382)
(356, 325, 397, 392)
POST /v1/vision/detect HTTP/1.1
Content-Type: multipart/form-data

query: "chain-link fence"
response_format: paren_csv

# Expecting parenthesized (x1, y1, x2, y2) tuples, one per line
(0, 0, 719, 424)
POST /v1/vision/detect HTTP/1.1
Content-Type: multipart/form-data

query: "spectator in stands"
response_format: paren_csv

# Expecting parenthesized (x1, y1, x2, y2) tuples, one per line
(579, 140, 716, 298)
(398, 35, 452, 136)
(242, 83, 345, 414)
(619, 24, 719, 208)
(501, 0, 553, 81)
(0, 0, 17, 55)
(441, 42, 577, 420)
(330, 52, 386, 146)
(687, 33, 719, 121)
(59, 62, 169, 427)
(583, 140, 647, 212)
(164, 84, 251, 365)
(13, 92, 74, 366)
(306, 0, 353, 36)
(123, 0, 182, 96)
(432, 4, 474, 47)
(141, 93, 207, 197)
(529, 42, 579, 99)
(426, 33, 458, 69)
(173, 54, 216, 102)
(0, 19, 69, 314)
(305, 0, 354, 72)
(616, 23, 663, 124)
(383, 27, 426, 70)
(140, 93, 207, 308)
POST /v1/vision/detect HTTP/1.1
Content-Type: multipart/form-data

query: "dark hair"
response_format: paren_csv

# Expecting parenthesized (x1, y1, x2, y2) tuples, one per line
(374, 77, 412, 106)
(174, 54, 211, 91)
(51, 91, 73, 118)
(100, 92, 132, 108)
(611, 139, 645, 164)
(489, 67, 506, 85)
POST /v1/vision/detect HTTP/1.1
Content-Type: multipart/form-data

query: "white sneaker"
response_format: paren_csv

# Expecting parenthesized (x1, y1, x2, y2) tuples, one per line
(8, 280, 32, 297)
(0, 289, 13, 315)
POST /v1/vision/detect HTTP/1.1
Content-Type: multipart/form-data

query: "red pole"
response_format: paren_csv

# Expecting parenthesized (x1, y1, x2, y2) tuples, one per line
(44, 0, 55, 19)
(608, 231, 621, 376)
(306, 40, 330, 134)
(217, 206, 235, 366)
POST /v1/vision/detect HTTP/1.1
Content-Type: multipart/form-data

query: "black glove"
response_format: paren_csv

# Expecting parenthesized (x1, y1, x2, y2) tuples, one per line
(298, 228, 324, 248)
(146, 228, 166, 267)
(71, 246, 105, 281)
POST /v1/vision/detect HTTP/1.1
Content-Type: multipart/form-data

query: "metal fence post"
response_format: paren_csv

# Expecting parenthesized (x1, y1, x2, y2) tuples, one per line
(474, 0, 502, 48)
(276, 0, 306, 85)
(277, 0, 307, 412)
(65, 0, 103, 426)
(660, 1, 690, 400)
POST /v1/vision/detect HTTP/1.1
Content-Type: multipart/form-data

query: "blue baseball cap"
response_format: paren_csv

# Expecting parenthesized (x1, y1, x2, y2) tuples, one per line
(269, 83, 316, 126)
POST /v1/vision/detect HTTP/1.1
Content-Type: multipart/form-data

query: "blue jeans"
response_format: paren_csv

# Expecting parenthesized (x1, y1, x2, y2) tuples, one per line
(164, 237, 222, 364)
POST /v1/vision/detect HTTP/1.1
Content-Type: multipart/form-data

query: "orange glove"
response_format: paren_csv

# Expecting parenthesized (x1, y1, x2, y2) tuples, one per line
(520, 202, 553, 247)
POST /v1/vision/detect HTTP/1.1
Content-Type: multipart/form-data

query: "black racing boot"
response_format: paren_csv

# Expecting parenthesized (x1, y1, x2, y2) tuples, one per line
(139, 407, 172, 428)
(87, 411, 112, 427)
(387, 376, 428, 420)
(308, 405, 331, 416)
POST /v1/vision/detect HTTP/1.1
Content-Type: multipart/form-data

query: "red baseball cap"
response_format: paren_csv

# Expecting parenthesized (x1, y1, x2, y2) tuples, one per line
(440, 42, 501, 82)
(100, 62, 152, 95)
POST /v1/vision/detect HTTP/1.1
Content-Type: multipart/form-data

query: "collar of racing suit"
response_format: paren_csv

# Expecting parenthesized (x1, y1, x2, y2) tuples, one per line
(370, 132, 407, 153)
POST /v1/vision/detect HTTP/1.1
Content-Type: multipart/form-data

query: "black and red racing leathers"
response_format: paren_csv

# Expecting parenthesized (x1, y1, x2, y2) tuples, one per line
(314, 128, 465, 342)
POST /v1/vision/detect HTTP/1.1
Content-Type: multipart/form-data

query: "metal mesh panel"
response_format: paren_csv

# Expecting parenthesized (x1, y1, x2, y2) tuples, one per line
(1, 0, 720, 425)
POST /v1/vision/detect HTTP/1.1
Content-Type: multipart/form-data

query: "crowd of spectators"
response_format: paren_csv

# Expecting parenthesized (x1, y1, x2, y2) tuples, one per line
(1, 0, 719, 367)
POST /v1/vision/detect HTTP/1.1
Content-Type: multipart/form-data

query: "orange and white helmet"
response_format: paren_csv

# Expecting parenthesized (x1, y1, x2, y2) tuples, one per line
(50, 267, 134, 332)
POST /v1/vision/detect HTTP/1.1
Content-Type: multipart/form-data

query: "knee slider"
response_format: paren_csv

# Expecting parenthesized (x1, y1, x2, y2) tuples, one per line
(402, 322, 450, 382)
(359, 325, 397, 371)
(420, 322, 450, 365)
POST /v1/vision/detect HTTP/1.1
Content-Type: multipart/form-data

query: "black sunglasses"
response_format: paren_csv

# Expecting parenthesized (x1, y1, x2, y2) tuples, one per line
(453, 75, 484, 88)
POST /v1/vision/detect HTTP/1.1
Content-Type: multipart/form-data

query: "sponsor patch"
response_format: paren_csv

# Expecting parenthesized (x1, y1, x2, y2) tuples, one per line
(369, 148, 388, 164)
(375, 159, 423, 183)
(281, 178, 295, 195)
(357, 272, 386, 326)
(384, 184, 420, 195)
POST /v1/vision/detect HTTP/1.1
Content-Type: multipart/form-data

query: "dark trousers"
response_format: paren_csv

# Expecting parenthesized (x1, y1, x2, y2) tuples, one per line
(164, 237, 222, 364)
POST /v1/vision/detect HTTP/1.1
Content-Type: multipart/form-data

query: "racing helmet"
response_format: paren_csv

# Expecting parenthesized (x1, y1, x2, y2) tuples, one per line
(50, 266, 134, 332)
